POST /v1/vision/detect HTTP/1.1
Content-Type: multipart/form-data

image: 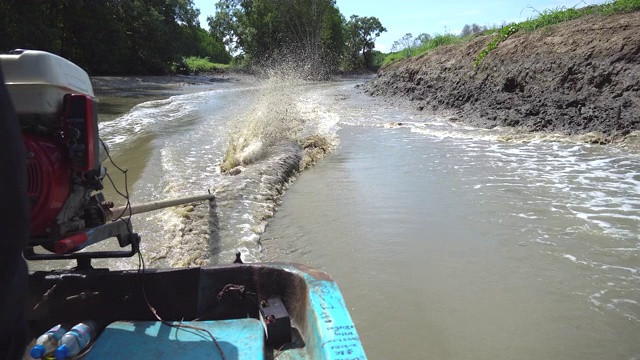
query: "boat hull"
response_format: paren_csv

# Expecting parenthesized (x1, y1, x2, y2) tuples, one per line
(27, 263, 367, 359)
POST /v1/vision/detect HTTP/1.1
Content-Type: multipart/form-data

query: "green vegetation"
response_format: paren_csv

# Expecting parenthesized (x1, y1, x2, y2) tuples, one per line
(383, 0, 640, 69)
(0, 0, 231, 75)
(176, 57, 231, 74)
(519, 0, 640, 32)
(209, 0, 386, 75)
(372, 51, 387, 70)
(600, 0, 640, 13)
(474, 0, 640, 66)
(383, 33, 470, 67)
(209, 0, 346, 72)
(3, 0, 636, 76)
(1, 0, 387, 76)
(473, 24, 518, 67)
(342, 15, 387, 71)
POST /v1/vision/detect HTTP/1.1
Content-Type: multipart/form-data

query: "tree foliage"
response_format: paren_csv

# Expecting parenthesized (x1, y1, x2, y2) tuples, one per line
(0, 0, 387, 75)
(390, 34, 408, 53)
(391, 33, 432, 58)
(343, 15, 387, 70)
(0, 0, 231, 75)
(460, 23, 488, 37)
(208, 1, 384, 74)
(209, 0, 346, 76)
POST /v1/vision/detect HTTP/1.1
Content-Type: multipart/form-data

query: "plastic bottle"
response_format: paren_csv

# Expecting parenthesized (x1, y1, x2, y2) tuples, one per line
(30, 324, 68, 359)
(53, 321, 97, 360)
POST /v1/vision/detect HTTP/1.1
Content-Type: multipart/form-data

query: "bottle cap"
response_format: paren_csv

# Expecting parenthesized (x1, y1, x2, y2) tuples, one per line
(30, 344, 46, 358)
(53, 345, 69, 360)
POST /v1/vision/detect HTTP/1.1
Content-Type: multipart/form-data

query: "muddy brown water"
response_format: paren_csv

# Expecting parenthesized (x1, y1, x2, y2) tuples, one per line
(33, 77, 639, 359)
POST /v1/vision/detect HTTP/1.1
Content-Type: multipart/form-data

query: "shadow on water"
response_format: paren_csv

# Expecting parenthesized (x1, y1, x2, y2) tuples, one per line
(98, 96, 169, 117)
(207, 199, 222, 265)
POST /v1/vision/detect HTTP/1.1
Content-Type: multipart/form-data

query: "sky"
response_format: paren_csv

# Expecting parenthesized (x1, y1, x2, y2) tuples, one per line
(192, 0, 609, 52)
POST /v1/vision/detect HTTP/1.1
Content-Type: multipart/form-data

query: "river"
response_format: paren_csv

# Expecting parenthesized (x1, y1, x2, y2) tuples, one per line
(45, 75, 640, 359)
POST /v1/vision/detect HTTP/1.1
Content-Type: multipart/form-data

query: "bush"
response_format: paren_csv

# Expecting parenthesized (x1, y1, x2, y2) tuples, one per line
(173, 56, 233, 75)
(382, 33, 470, 67)
(183, 56, 216, 73)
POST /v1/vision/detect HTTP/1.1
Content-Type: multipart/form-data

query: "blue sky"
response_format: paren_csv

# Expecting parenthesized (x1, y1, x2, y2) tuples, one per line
(193, 0, 608, 52)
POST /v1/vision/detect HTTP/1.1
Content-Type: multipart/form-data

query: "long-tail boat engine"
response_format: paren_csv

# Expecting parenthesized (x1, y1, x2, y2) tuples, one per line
(0, 50, 131, 259)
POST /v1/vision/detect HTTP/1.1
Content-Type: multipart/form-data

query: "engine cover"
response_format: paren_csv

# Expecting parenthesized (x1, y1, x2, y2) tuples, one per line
(23, 133, 72, 238)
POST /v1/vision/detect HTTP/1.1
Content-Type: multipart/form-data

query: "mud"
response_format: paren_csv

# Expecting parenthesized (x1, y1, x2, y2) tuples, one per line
(363, 12, 640, 141)
(91, 74, 252, 98)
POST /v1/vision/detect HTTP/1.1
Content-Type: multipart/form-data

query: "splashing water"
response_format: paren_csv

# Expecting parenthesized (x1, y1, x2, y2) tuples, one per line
(221, 77, 308, 171)
(113, 73, 342, 268)
(34, 72, 640, 358)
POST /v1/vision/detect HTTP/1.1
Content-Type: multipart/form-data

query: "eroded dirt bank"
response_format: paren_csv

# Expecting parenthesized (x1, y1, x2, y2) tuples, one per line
(363, 12, 640, 141)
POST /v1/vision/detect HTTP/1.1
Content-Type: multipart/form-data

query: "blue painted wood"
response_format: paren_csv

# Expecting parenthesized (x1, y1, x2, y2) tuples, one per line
(84, 319, 264, 359)
(34, 264, 367, 360)
(302, 271, 368, 360)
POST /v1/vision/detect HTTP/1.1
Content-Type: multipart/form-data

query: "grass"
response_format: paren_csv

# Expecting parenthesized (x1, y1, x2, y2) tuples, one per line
(596, 0, 640, 14)
(174, 56, 231, 74)
(382, 0, 640, 68)
(473, 24, 518, 67)
(382, 33, 471, 67)
(518, 6, 593, 32)
(474, 0, 640, 66)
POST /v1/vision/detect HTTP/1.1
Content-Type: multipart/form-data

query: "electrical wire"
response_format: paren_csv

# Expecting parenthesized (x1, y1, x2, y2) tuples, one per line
(136, 246, 227, 360)
(100, 138, 226, 359)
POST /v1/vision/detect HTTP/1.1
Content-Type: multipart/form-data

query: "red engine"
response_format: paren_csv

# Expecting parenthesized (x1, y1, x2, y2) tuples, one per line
(1, 50, 135, 258)
(24, 94, 106, 242)
(24, 133, 72, 237)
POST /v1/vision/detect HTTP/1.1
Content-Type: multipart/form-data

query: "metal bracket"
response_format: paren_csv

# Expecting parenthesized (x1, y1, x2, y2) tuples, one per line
(24, 220, 140, 263)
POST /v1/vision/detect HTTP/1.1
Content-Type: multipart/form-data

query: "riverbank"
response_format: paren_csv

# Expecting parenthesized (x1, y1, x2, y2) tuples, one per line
(91, 74, 250, 97)
(91, 73, 258, 123)
(362, 11, 640, 143)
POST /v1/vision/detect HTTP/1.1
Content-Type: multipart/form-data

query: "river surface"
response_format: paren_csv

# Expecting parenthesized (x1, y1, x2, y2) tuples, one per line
(37, 76, 640, 359)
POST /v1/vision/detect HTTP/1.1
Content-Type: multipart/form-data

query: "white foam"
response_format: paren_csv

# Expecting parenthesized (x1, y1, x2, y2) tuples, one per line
(600, 265, 638, 274)
(516, 213, 540, 219)
(532, 239, 556, 246)
(612, 298, 639, 305)
(100, 93, 198, 147)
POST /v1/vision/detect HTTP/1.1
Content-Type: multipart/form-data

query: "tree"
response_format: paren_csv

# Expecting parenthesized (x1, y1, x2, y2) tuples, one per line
(344, 15, 386, 70)
(207, 0, 345, 76)
(0, 0, 229, 75)
(460, 23, 487, 37)
(207, 0, 244, 54)
(415, 33, 432, 46)
(391, 33, 416, 57)
(390, 32, 433, 58)
(318, 5, 346, 73)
